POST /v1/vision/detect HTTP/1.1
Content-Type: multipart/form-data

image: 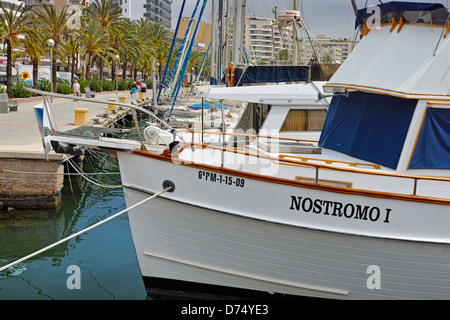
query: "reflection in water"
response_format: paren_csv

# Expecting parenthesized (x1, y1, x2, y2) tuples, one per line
(0, 151, 146, 300)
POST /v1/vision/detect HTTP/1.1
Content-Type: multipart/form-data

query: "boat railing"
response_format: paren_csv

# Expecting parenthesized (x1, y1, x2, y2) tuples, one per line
(23, 87, 188, 144)
(177, 128, 320, 144)
(171, 139, 450, 203)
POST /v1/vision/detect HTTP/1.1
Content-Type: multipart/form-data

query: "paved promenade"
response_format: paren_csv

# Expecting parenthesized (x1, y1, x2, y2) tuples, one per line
(0, 90, 140, 158)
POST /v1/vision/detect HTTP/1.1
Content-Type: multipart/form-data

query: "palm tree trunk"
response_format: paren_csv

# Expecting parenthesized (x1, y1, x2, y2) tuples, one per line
(122, 61, 127, 80)
(32, 58, 38, 95)
(52, 54, 57, 93)
(99, 59, 104, 81)
(6, 40, 12, 98)
(70, 54, 75, 84)
(111, 59, 116, 84)
(86, 53, 91, 81)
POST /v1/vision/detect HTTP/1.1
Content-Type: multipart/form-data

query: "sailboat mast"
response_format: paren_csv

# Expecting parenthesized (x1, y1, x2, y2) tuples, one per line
(231, 0, 246, 65)
(210, 0, 217, 84)
(224, 0, 230, 67)
(293, 0, 300, 65)
(350, 0, 358, 16)
(218, 0, 223, 82)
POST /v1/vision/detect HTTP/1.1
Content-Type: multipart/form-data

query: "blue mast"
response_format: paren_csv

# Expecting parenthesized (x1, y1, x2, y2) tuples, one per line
(157, 0, 186, 104)
(165, 0, 201, 97)
(170, 0, 208, 116)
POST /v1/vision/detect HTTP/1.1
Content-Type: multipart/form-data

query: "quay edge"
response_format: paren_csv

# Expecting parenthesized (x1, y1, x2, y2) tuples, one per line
(0, 91, 138, 211)
(0, 150, 65, 210)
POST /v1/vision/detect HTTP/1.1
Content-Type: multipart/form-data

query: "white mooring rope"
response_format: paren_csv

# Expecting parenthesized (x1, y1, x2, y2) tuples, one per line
(0, 187, 171, 272)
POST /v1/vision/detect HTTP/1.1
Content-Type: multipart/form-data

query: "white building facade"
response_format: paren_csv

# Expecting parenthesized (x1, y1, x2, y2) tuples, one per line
(113, 0, 172, 28)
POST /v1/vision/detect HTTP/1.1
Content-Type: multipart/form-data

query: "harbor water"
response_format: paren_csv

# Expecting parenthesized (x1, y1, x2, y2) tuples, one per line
(0, 152, 147, 300)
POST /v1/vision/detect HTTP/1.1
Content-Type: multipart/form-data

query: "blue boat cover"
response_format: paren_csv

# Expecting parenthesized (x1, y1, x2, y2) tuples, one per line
(318, 91, 417, 169)
(234, 66, 309, 86)
(409, 108, 450, 169)
(355, 1, 446, 28)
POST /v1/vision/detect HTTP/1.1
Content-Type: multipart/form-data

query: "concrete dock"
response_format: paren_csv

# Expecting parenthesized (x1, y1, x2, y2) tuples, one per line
(0, 90, 147, 210)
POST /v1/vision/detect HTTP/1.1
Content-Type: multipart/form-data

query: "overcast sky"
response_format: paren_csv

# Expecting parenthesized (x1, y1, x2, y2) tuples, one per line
(170, 0, 446, 38)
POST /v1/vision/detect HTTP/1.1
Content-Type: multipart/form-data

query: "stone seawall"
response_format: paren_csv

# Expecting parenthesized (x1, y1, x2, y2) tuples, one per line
(0, 152, 65, 210)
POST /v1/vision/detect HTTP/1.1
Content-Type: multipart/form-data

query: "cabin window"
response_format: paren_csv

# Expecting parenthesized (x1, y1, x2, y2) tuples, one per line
(409, 107, 450, 169)
(319, 91, 417, 169)
(280, 109, 327, 132)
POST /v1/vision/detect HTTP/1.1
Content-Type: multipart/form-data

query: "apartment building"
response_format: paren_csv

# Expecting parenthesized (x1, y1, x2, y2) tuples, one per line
(112, 0, 171, 28)
(176, 17, 211, 52)
(244, 16, 284, 65)
(22, 0, 89, 10)
(243, 16, 355, 65)
(301, 35, 356, 63)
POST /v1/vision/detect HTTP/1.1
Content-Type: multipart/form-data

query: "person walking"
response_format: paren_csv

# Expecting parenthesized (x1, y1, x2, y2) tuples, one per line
(72, 79, 81, 101)
(130, 81, 137, 98)
(140, 81, 147, 96)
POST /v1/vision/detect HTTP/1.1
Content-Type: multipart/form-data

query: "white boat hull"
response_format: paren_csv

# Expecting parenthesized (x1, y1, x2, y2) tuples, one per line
(120, 151, 450, 300)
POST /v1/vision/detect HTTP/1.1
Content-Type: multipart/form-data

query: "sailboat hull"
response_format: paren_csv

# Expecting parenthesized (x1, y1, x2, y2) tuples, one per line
(120, 150, 450, 300)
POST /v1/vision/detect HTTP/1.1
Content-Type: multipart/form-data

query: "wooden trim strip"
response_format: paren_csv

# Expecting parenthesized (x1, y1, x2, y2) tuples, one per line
(133, 148, 450, 205)
(427, 101, 450, 106)
(279, 154, 381, 169)
(324, 83, 450, 101)
(408, 106, 429, 169)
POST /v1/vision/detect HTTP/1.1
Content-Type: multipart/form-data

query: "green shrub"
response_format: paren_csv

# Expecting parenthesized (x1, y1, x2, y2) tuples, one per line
(78, 78, 89, 93)
(102, 79, 114, 91)
(118, 79, 133, 91)
(37, 78, 51, 92)
(12, 80, 33, 98)
(89, 77, 103, 92)
(57, 79, 71, 94)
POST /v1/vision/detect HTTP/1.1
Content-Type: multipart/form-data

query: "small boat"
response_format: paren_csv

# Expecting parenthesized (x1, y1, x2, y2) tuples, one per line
(35, 1, 450, 300)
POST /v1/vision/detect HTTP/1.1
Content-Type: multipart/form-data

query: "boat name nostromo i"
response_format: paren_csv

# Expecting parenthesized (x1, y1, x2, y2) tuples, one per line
(290, 196, 392, 224)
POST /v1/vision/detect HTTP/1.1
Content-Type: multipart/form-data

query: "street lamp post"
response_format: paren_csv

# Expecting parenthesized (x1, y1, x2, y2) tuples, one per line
(46, 39, 55, 102)
(115, 55, 119, 96)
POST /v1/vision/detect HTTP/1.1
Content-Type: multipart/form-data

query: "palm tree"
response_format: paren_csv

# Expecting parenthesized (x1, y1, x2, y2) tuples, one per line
(33, 4, 74, 93)
(131, 19, 171, 81)
(84, 0, 125, 80)
(118, 18, 141, 80)
(62, 34, 81, 85)
(79, 19, 112, 81)
(20, 27, 46, 91)
(148, 21, 171, 49)
(187, 49, 205, 83)
(0, 3, 31, 97)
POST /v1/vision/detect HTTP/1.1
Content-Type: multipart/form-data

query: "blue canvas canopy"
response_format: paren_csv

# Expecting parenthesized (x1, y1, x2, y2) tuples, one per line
(409, 108, 450, 169)
(318, 91, 417, 169)
(355, 1, 447, 28)
(233, 66, 309, 86)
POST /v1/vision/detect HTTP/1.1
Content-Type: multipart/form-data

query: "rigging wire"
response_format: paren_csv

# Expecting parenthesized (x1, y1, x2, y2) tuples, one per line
(0, 187, 172, 273)
(65, 156, 122, 189)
